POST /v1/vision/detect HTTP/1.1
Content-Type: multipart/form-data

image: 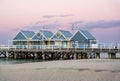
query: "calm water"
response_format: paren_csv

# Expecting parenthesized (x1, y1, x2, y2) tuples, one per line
(0, 58, 44, 65)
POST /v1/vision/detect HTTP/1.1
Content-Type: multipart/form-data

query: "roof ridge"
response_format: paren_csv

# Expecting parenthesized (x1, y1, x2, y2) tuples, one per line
(39, 30, 52, 32)
(21, 30, 34, 32)
(59, 30, 70, 32)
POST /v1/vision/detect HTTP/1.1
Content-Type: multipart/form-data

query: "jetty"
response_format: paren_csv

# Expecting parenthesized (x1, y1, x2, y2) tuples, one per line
(0, 44, 120, 60)
(0, 29, 120, 60)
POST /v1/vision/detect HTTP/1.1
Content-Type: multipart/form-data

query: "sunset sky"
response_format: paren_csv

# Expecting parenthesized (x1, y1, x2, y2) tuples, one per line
(0, 0, 120, 44)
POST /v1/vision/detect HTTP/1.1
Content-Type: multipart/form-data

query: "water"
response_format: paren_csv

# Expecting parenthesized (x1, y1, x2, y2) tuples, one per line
(0, 53, 120, 65)
(0, 58, 43, 65)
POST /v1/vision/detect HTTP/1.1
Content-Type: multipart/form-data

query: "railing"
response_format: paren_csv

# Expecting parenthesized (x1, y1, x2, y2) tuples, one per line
(0, 43, 120, 50)
(99, 43, 120, 49)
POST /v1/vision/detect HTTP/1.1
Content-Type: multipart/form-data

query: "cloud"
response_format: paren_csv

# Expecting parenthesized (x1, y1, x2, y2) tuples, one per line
(68, 21, 85, 30)
(42, 15, 56, 18)
(35, 20, 48, 25)
(23, 26, 40, 30)
(42, 14, 74, 18)
(12, 28, 21, 31)
(14, 20, 120, 32)
(69, 21, 83, 25)
(71, 20, 120, 30)
(42, 24, 61, 29)
(59, 14, 74, 17)
(85, 20, 120, 29)
(23, 23, 61, 31)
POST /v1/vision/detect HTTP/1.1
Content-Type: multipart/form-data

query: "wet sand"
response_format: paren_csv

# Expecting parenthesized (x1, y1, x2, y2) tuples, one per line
(0, 59, 120, 81)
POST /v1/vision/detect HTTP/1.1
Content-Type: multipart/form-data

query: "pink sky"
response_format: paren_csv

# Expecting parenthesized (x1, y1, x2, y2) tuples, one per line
(0, 0, 120, 44)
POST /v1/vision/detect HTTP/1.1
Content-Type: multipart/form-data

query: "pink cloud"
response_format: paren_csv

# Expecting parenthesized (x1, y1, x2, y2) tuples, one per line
(0, 0, 120, 44)
(91, 27, 120, 42)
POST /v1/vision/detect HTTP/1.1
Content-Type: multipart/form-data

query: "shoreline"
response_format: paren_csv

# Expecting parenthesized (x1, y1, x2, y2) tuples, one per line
(0, 59, 120, 81)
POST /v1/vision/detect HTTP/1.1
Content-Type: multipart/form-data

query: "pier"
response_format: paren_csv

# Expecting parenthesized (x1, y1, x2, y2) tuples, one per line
(0, 43, 120, 60)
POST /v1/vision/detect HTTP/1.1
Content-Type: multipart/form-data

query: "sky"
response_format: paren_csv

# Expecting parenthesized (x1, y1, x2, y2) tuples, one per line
(0, 0, 120, 44)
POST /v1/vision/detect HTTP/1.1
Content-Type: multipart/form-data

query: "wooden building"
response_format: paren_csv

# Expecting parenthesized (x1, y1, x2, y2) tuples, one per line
(13, 30, 35, 49)
(71, 30, 97, 48)
(12, 29, 97, 49)
(51, 30, 72, 48)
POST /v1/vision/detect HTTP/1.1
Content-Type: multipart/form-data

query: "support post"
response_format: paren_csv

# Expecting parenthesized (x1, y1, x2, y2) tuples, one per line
(84, 52, 88, 59)
(108, 53, 111, 59)
(74, 53, 77, 60)
(96, 53, 100, 59)
(6, 51, 9, 58)
(14, 53, 17, 59)
(35, 52, 38, 59)
(42, 52, 45, 60)
(80, 52, 83, 59)
(111, 53, 116, 59)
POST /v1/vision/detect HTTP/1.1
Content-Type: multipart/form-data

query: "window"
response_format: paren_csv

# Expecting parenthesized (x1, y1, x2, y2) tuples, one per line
(75, 41, 78, 47)
(75, 41, 78, 44)
(56, 32, 61, 37)
(71, 41, 75, 48)
(37, 33, 41, 37)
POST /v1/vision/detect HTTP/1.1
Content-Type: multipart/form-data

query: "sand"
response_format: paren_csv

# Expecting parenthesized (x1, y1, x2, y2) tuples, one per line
(0, 59, 120, 81)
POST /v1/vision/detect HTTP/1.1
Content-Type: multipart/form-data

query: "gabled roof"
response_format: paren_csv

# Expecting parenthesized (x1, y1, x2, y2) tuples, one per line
(70, 30, 96, 43)
(32, 30, 53, 40)
(39, 30, 53, 38)
(32, 35, 38, 40)
(59, 35, 65, 39)
(51, 35, 58, 40)
(13, 30, 35, 40)
(13, 32, 26, 40)
(80, 30, 95, 40)
(51, 30, 72, 40)
(32, 35, 45, 40)
(70, 31, 88, 43)
(21, 30, 35, 38)
(59, 30, 72, 38)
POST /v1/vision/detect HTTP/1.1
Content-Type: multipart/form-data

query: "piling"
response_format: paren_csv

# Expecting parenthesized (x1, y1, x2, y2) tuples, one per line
(96, 53, 100, 59)
(111, 53, 116, 59)
(0, 47, 119, 60)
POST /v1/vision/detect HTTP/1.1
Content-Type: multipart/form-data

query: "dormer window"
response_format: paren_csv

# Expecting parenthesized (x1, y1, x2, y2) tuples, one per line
(56, 32, 61, 37)
(37, 32, 41, 37)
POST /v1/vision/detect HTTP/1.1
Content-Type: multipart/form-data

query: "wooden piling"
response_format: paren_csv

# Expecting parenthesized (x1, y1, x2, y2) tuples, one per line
(14, 53, 17, 59)
(111, 53, 116, 59)
(108, 53, 111, 59)
(74, 53, 77, 59)
(96, 53, 100, 59)
(42, 52, 45, 60)
(0, 47, 119, 60)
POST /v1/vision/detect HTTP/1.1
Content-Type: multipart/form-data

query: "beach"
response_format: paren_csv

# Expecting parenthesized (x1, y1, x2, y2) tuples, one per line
(0, 59, 120, 81)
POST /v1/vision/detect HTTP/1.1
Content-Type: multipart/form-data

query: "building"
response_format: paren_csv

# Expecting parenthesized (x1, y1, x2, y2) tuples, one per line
(13, 30, 35, 49)
(70, 30, 97, 48)
(32, 30, 53, 49)
(12, 29, 97, 49)
(51, 30, 72, 48)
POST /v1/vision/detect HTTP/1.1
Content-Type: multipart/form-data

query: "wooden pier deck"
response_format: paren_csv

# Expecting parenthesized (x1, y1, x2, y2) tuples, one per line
(0, 46, 120, 59)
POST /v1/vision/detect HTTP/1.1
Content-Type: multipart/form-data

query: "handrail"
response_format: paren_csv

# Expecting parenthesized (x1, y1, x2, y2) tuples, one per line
(0, 43, 120, 50)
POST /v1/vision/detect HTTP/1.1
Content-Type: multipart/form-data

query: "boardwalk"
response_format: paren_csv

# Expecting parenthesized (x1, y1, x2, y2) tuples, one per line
(0, 44, 120, 59)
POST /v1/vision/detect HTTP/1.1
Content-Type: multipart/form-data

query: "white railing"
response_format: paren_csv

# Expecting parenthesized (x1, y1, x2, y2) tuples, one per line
(0, 43, 120, 50)
(98, 43, 120, 49)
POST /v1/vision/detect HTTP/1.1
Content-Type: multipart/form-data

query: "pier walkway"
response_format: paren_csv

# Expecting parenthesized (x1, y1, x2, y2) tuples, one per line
(0, 43, 120, 59)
